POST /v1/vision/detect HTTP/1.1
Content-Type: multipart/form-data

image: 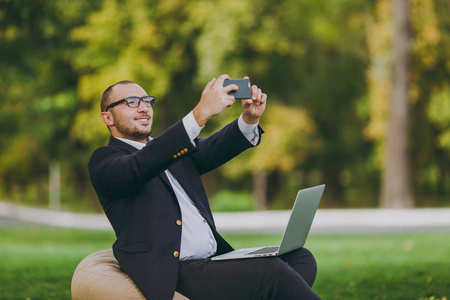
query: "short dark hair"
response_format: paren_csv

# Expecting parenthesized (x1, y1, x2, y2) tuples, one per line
(101, 80, 137, 112)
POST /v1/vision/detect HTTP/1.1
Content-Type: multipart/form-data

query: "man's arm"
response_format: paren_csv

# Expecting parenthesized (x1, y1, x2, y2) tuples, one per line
(240, 75, 267, 125)
(89, 74, 267, 197)
(192, 74, 238, 127)
(238, 114, 260, 146)
(192, 74, 267, 128)
(191, 119, 262, 175)
(88, 120, 196, 198)
(185, 75, 267, 174)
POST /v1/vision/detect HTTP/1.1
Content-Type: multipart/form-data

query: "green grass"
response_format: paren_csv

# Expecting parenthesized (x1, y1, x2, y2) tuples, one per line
(0, 225, 116, 300)
(224, 233, 450, 300)
(0, 225, 449, 300)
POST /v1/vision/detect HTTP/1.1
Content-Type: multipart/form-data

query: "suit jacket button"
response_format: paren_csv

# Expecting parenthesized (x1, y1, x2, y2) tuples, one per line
(176, 220, 182, 226)
(173, 154, 177, 159)
(184, 148, 188, 152)
(173, 251, 180, 258)
(177, 152, 181, 157)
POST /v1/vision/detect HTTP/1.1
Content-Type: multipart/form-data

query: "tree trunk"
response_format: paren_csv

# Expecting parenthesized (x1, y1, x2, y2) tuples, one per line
(252, 171, 268, 210)
(381, 0, 414, 208)
(49, 161, 61, 210)
(323, 169, 345, 207)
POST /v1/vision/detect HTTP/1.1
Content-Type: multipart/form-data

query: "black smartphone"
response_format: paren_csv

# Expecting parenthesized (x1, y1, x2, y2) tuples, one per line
(223, 79, 252, 99)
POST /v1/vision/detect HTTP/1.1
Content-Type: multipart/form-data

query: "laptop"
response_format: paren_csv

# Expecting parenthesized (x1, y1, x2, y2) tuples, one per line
(211, 184, 325, 261)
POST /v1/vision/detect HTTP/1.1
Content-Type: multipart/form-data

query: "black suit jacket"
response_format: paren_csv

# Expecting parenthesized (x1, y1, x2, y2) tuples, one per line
(88, 118, 262, 300)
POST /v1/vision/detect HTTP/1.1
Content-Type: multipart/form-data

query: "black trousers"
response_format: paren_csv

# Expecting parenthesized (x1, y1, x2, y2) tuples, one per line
(176, 247, 321, 300)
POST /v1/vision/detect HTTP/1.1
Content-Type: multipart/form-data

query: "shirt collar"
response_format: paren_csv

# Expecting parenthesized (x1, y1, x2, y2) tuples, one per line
(115, 136, 152, 150)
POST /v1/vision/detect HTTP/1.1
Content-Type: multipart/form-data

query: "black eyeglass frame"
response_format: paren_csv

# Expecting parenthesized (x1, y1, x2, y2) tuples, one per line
(105, 96, 156, 112)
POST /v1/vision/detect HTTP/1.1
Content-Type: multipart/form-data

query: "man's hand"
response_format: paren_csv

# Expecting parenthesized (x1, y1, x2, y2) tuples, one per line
(193, 74, 238, 127)
(241, 76, 267, 124)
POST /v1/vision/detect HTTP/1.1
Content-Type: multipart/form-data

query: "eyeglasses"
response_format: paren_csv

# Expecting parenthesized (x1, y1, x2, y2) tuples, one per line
(105, 96, 156, 112)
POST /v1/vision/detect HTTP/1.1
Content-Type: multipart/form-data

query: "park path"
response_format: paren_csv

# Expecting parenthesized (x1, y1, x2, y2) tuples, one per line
(1, 201, 449, 234)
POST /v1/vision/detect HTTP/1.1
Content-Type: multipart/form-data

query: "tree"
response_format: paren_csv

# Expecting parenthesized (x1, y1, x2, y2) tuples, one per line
(0, 1, 96, 207)
(194, 0, 372, 207)
(366, 0, 450, 207)
(380, 0, 414, 208)
(1, 0, 448, 212)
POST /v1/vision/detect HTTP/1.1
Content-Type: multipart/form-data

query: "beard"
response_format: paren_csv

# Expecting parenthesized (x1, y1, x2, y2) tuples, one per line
(113, 114, 153, 143)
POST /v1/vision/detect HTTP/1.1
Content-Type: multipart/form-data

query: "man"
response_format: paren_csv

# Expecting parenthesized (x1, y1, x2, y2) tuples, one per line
(88, 74, 321, 300)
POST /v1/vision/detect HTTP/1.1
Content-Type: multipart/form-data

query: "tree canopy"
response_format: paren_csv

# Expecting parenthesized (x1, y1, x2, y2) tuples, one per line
(0, 0, 448, 211)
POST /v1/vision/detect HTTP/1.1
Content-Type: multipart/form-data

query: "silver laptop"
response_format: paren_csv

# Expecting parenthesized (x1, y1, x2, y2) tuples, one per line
(211, 184, 325, 261)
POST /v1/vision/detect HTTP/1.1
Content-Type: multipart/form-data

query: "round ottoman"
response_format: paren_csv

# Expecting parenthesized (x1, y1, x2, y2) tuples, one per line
(71, 249, 189, 300)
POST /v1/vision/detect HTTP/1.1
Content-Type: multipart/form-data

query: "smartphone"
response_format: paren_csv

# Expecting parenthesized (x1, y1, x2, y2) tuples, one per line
(223, 79, 252, 99)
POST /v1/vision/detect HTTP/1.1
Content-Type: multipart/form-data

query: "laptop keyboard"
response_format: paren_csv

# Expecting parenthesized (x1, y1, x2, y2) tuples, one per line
(246, 246, 279, 255)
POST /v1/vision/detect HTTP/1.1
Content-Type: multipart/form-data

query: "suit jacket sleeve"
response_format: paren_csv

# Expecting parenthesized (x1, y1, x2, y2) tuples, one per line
(88, 118, 261, 199)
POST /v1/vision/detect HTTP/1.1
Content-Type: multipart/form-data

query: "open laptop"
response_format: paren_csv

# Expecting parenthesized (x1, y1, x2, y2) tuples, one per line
(211, 184, 325, 261)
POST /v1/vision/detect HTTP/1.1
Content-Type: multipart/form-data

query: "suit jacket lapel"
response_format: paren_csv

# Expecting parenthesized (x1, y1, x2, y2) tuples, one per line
(159, 171, 172, 190)
(167, 162, 212, 223)
(108, 136, 213, 224)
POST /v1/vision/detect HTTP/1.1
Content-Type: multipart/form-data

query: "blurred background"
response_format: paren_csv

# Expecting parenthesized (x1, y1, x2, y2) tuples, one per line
(0, 0, 449, 213)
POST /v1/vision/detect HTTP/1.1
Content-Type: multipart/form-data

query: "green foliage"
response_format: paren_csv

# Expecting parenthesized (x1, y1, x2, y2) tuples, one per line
(0, 0, 96, 200)
(428, 84, 450, 152)
(0, 0, 449, 209)
(210, 190, 254, 212)
(409, 0, 450, 197)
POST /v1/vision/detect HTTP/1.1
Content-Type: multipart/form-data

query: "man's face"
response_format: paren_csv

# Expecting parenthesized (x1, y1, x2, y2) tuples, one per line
(104, 83, 154, 143)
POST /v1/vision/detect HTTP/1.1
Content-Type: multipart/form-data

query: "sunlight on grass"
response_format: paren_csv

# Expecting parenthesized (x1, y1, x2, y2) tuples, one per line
(0, 226, 449, 299)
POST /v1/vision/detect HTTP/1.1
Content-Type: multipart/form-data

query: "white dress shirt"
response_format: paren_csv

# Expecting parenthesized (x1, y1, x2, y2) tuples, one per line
(117, 111, 259, 260)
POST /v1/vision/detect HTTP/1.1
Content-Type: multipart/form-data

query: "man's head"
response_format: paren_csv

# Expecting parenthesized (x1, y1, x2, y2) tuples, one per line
(100, 81, 154, 143)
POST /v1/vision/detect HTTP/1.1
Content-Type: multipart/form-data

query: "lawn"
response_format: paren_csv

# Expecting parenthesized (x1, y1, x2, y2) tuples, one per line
(0, 225, 448, 300)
